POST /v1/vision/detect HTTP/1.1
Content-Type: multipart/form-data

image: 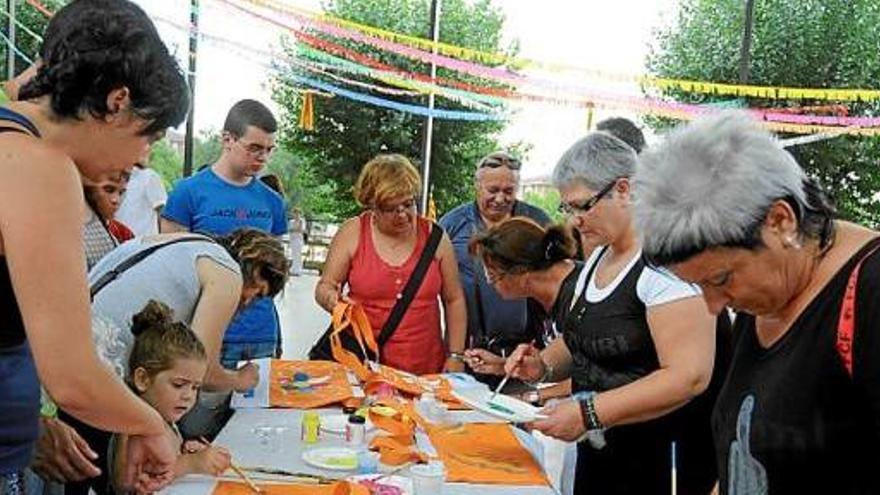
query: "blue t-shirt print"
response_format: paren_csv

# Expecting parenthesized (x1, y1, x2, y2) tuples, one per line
(162, 168, 287, 236)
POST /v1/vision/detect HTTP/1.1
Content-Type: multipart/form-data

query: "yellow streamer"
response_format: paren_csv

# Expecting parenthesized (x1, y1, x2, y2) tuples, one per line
(299, 91, 314, 131)
(244, 0, 880, 102)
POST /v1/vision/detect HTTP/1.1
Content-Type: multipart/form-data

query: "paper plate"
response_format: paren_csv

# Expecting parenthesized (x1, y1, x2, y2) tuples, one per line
(348, 474, 412, 495)
(320, 413, 376, 435)
(452, 388, 547, 423)
(302, 447, 359, 471)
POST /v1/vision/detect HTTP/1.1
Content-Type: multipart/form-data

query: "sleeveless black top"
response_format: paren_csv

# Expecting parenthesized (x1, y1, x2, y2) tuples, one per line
(562, 247, 727, 495)
(0, 106, 43, 474)
(0, 107, 39, 349)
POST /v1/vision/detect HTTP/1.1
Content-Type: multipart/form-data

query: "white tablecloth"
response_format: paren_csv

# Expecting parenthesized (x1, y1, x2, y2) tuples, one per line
(162, 408, 557, 495)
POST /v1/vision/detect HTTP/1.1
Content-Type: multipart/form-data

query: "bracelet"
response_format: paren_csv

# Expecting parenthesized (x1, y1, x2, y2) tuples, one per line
(578, 392, 604, 431)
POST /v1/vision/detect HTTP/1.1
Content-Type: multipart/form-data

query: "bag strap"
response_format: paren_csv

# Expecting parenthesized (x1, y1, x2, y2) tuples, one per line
(89, 236, 214, 300)
(0, 108, 41, 137)
(836, 240, 880, 377)
(376, 222, 443, 346)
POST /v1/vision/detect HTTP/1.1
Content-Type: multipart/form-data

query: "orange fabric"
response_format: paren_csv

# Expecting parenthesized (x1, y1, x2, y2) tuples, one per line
(366, 400, 429, 466)
(426, 424, 549, 486)
(268, 360, 353, 409)
(212, 480, 369, 495)
(329, 302, 379, 382)
(368, 435, 428, 466)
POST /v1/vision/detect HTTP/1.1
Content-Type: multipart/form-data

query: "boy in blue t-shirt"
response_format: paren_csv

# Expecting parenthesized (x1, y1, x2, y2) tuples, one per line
(162, 101, 287, 435)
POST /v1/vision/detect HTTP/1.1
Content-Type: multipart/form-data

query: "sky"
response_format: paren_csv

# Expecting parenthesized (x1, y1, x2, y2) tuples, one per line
(133, 0, 679, 180)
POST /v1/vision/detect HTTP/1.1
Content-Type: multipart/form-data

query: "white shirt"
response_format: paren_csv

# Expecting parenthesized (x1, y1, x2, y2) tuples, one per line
(116, 167, 167, 236)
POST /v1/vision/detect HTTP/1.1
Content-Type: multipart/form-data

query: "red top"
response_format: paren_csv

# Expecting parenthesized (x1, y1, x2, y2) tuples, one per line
(348, 212, 445, 374)
(107, 219, 135, 243)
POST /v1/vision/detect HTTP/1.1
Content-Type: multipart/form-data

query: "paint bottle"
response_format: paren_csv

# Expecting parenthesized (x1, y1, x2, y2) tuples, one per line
(345, 414, 366, 446)
(302, 411, 321, 444)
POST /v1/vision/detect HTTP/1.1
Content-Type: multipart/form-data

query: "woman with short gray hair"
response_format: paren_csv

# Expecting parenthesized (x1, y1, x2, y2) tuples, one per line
(634, 112, 880, 494)
(506, 131, 721, 494)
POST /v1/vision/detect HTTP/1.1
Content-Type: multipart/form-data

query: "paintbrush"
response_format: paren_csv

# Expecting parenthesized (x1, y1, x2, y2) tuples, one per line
(198, 437, 264, 494)
(230, 463, 264, 494)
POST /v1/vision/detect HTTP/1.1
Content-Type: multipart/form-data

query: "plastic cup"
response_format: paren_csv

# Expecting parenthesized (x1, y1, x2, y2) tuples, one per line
(410, 461, 446, 495)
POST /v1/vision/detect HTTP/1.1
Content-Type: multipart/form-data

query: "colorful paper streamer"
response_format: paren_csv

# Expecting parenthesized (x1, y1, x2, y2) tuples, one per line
(241, 0, 880, 102)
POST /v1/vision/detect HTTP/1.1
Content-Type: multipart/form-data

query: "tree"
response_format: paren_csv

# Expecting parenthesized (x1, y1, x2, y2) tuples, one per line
(272, 0, 514, 221)
(0, 0, 65, 77)
(648, 0, 880, 227)
(523, 189, 562, 224)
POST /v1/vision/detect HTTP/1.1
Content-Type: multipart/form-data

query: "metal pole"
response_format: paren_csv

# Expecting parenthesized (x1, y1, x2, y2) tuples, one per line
(6, 0, 16, 80)
(419, 0, 441, 214)
(183, 0, 199, 177)
(738, 0, 755, 83)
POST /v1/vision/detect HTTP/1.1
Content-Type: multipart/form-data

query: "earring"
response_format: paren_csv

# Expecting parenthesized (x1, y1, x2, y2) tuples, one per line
(783, 235, 802, 250)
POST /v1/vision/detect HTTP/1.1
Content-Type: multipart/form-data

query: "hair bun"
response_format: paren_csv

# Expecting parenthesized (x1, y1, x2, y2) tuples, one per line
(130, 300, 175, 337)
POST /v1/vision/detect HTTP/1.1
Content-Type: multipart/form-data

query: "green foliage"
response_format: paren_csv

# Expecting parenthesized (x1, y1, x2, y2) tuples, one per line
(523, 188, 562, 224)
(648, 0, 880, 227)
(0, 0, 65, 77)
(273, 0, 515, 221)
(148, 140, 183, 189)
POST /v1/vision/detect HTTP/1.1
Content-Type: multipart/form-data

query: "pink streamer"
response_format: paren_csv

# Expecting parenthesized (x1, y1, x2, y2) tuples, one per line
(226, 0, 880, 128)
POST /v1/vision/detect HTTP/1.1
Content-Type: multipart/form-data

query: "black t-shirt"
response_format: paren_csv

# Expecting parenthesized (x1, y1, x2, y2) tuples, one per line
(713, 237, 880, 495)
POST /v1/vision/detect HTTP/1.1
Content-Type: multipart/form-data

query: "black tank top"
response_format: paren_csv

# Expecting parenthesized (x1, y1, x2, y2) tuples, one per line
(0, 107, 41, 348)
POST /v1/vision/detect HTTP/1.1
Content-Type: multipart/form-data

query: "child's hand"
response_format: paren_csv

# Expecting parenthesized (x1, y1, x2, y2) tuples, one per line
(189, 446, 231, 476)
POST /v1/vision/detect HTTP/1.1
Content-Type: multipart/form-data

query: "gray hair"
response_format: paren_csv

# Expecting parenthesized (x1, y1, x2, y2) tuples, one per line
(552, 132, 638, 190)
(633, 111, 829, 266)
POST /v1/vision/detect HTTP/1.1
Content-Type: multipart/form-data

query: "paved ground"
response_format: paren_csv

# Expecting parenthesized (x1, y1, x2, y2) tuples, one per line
(276, 272, 327, 360)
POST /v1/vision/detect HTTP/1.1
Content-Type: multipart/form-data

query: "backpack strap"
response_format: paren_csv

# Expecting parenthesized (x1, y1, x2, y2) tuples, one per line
(89, 236, 214, 300)
(836, 241, 880, 377)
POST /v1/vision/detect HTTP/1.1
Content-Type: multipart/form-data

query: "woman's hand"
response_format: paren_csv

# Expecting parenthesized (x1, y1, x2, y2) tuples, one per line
(463, 349, 506, 376)
(234, 362, 260, 393)
(443, 357, 466, 373)
(504, 343, 545, 382)
(32, 417, 101, 482)
(527, 399, 586, 442)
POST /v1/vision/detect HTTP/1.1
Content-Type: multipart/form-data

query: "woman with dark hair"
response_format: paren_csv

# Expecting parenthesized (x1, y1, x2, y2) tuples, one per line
(634, 112, 880, 494)
(0, 0, 188, 492)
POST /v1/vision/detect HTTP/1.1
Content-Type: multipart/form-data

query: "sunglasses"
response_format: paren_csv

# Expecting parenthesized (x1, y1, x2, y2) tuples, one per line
(478, 154, 521, 171)
(558, 179, 619, 215)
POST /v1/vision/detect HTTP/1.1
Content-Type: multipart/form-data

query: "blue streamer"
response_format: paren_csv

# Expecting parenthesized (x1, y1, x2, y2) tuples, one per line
(287, 74, 506, 122)
(0, 30, 35, 66)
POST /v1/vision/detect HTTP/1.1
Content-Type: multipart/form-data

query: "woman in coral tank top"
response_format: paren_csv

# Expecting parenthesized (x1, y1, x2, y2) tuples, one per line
(315, 155, 467, 375)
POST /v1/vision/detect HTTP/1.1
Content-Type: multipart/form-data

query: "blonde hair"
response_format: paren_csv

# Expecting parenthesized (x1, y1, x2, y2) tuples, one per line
(353, 154, 421, 208)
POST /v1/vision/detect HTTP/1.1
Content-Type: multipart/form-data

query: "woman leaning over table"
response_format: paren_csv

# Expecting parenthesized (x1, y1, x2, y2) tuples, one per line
(315, 154, 467, 375)
(0, 0, 189, 492)
(634, 112, 880, 494)
(505, 131, 721, 494)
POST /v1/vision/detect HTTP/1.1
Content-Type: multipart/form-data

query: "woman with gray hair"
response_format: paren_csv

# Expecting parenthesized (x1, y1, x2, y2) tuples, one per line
(505, 131, 720, 494)
(634, 112, 880, 494)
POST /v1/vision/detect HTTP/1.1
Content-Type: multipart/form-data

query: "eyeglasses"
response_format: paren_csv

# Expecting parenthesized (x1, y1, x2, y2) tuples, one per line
(375, 198, 417, 215)
(478, 153, 521, 171)
(558, 179, 619, 216)
(236, 139, 275, 158)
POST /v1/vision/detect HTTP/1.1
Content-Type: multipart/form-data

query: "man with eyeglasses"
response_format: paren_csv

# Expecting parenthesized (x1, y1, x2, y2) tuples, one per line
(438, 151, 551, 388)
(160, 99, 287, 438)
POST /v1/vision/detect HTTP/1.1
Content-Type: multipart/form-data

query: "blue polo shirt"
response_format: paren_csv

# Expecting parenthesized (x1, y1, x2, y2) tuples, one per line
(163, 168, 287, 344)
(439, 201, 551, 349)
